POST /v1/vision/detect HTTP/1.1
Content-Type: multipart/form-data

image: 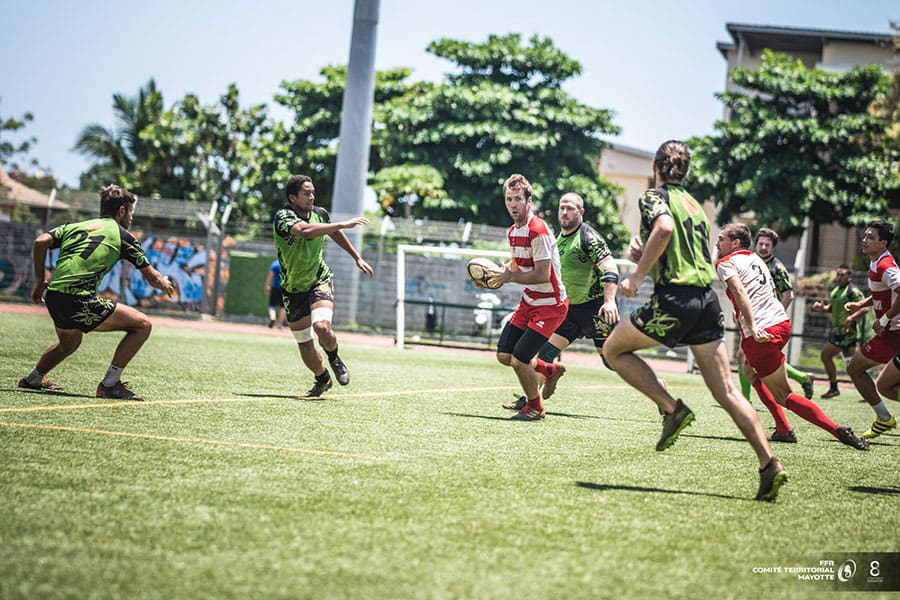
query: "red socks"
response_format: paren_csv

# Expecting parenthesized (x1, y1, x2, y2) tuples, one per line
(753, 381, 792, 434)
(534, 359, 555, 379)
(784, 393, 838, 437)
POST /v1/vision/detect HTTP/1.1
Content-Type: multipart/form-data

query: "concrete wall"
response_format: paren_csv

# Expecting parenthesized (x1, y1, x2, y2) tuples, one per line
(821, 40, 896, 71)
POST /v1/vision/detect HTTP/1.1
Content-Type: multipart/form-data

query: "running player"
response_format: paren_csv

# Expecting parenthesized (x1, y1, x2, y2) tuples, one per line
(502, 191, 619, 410)
(843, 220, 899, 439)
(810, 265, 865, 399)
(715, 223, 868, 450)
(603, 140, 787, 501)
(273, 174, 374, 398)
(488, 174, 568, 421)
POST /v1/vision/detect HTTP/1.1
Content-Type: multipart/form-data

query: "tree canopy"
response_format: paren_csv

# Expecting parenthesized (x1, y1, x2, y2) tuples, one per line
(67, 34, 630, 249)
(690, 50, 899, 236)
(376, 34, 628, 249)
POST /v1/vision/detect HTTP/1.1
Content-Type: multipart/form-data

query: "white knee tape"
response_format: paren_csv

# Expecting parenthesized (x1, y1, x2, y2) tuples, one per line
(292, 327, 314, 343)
(310, 306, 333, 324)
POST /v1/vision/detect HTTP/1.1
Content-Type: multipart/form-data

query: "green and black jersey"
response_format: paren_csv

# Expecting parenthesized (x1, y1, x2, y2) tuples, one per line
(47, 218, 149, 296)
(637, 184, 715, 287)
(830, 282, 865, 338)
(557, 222, 612, 305)
(764, 256, 793, 302)
(273, 205, 333, 293)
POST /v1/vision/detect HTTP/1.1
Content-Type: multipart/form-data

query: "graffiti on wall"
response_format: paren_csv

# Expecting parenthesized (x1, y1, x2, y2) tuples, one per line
(45, 236, 217, 311)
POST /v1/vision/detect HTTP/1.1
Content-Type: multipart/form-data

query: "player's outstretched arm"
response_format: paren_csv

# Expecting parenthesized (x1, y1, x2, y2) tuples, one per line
(328, 228, 374, 278)
(140, 265, 178, 298)
(293, 216, 369, 240)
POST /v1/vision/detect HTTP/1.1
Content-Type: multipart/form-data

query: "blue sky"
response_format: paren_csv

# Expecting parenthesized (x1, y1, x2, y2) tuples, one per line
(2, 0, 897, 187)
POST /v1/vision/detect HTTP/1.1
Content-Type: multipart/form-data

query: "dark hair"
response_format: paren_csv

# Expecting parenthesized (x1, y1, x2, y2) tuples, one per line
(99, 184, 136, 217)
(866, 220, 895, 245)
(654, 140, 691, 182)
(756, 227, 779, 248)
(286, 174, 313, 201)
(837, 264, 851, 272)
(722, 223, 752, 249)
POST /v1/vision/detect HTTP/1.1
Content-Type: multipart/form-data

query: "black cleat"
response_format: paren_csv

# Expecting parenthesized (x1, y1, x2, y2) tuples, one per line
(755, 457, 788, 502)
(330, 358, 350, 386)
(656, 399, 694, 451)
(96, 381, 143, 401)
(801, 374, 814, 399)
(18, 377, 64, 392)
(502, 395, 527, 411)
(768, 429, 798, 443)
(836, 425, 869, 451)
(510, 406, 545, 421)
(304, 376, 333, 398)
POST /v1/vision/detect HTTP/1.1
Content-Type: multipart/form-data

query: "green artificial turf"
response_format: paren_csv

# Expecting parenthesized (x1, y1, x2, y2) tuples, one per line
(1, 312, 897, 599)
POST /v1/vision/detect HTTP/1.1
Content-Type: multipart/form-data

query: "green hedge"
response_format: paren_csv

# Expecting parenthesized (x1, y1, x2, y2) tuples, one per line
(225, 252, 275, 318)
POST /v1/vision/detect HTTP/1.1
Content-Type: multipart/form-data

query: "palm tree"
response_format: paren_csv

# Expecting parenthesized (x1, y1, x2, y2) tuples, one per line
(73, 79, 164, 188)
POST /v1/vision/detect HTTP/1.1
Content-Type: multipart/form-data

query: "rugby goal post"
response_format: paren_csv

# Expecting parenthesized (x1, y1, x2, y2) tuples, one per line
(394, 244, 637, 351)
(395, 244, 510, 350)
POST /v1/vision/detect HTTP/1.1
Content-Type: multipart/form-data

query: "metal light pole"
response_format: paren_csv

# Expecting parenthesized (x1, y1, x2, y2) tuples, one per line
(331, 0, 379, 324)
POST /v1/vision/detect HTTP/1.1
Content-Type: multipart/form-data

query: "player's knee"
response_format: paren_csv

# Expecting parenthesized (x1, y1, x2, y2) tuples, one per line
(133, 316, 152, 337)
(59, 338, 82, 355)
(496, 352, 511, 366)
(846, 356, 864, 376)
(312, 320, 332, 337)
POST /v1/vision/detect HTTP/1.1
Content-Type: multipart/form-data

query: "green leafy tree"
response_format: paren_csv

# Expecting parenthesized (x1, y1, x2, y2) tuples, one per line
(74, 79, 166, 192)
(143, 85, 272, 228)
(253, 66, 416, 217)
(371, 164, 450, 217)
(377, 34, 627, 250)
(690, 50, 899, 239)
(0, 104, 37, 170)
(0, 102, 56, 192)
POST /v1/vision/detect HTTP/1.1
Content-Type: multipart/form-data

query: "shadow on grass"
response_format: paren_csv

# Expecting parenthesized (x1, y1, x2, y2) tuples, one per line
(233, 392, 325, 402)
(7, 388, 95, 399)
(444, 411, 602, 421)
(848, 485, 900, 496)
(681, 432, 747, 444)
(576, 481, 748, 501)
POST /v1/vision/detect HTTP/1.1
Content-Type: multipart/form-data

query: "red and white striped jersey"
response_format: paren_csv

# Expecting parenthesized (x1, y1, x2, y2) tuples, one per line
(507, 214, 567, 306)
(868, 250, 900, 331)
(716, 249, 786, 338)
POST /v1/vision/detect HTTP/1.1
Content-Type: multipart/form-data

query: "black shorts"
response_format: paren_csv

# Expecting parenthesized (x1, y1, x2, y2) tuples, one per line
(45, 290, 116, 333)
(281, 279, 334, 323)
(497, 322, 549, 364)
(553, 299, 610, 348)
(630, 285, 724, 348)
(826, 330, 861, 350)
(268, 286, 284, 308)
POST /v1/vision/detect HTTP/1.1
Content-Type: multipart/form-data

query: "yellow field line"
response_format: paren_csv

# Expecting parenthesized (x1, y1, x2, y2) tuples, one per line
(0, 420, 383, 461)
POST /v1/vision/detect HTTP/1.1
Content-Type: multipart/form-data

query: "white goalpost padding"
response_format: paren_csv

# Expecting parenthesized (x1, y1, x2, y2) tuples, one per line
(395, 244, 511, 350)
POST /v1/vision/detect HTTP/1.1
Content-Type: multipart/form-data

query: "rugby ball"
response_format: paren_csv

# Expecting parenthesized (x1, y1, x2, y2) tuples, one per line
(467, 257, 503, 289)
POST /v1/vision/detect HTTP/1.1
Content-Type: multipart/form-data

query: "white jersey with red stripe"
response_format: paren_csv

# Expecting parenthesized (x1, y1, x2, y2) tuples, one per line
(715, 249, 787, 338)
(868, 250, 900, 331)
(507, 214, 567, 306)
